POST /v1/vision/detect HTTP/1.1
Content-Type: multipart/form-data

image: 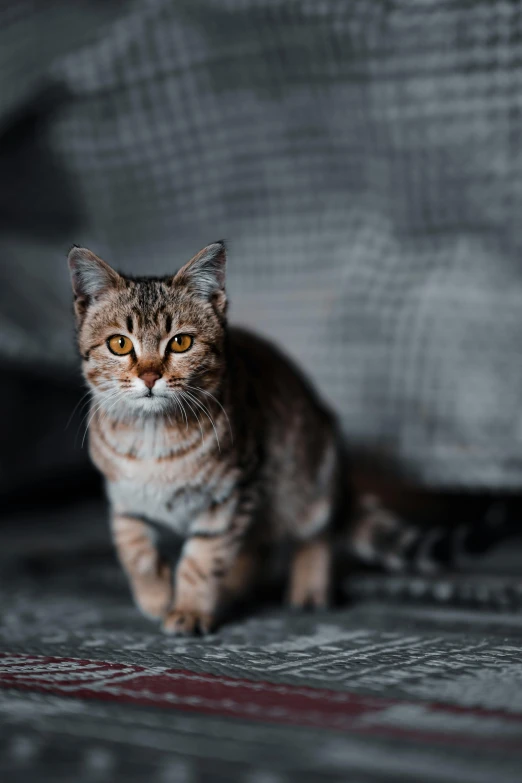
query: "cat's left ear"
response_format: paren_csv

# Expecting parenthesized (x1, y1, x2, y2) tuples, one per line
(173, 241, 227, 315)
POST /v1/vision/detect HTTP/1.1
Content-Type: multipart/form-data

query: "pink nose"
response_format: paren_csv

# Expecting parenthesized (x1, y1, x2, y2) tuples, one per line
(139, 370, 161, 389)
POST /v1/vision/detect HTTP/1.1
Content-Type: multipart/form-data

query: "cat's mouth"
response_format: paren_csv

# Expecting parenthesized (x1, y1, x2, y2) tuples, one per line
(126, 388, 173, 415)
(139, 388, 170, 402)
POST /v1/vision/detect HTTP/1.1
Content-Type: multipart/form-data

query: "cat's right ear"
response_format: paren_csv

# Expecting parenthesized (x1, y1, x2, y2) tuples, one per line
(68, 247, 121, 322)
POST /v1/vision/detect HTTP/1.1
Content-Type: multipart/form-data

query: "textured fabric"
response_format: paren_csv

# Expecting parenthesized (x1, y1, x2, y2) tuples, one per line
(2, 549, 522, 783)
(2, 1, 522, 489)
(2, 500, 522, 781)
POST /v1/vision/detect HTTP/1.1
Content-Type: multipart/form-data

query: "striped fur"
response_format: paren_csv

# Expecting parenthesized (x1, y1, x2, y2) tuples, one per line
(69, 242, 502, 635)
(69, 242, 346, 634)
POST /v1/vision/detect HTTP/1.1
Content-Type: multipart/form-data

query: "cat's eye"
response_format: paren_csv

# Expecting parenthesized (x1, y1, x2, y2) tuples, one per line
(107, 335, 134, 356)
(168, 334, 193, 353)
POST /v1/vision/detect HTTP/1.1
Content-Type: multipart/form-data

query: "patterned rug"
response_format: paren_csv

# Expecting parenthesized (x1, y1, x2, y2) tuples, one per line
(1, 537, 522, 783)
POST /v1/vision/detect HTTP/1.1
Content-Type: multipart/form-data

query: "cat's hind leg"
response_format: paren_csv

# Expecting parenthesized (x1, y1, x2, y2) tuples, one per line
(286, 494, 333, 610)
(288, 535, 331, 610)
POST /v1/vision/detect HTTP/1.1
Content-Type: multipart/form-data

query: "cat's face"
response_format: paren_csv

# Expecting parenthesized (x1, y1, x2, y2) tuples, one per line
(68, 242, 227, 418)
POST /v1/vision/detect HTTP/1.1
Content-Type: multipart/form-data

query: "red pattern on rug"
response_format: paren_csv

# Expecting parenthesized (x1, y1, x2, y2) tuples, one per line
(1, 652, 521, 751)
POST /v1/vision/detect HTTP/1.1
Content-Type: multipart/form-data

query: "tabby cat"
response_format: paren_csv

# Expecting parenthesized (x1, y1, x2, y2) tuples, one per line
(68, 242, 496, 634)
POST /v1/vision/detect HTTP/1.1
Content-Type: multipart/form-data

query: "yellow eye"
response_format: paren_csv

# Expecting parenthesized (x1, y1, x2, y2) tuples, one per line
(107, 335, 133, 356)
(168, 334, 193, 353)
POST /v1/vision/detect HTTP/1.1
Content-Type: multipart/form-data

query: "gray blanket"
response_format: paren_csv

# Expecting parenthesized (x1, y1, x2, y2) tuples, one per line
(1, 527, 522, 782)
(2, 1, 522, 489)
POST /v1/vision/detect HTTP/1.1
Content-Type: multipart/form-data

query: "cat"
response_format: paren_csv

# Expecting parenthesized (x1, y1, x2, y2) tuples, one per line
(68, 241, 509, 634)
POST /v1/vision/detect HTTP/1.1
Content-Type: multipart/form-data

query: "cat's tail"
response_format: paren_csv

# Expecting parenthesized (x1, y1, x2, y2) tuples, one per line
(349, 494, 513, 574)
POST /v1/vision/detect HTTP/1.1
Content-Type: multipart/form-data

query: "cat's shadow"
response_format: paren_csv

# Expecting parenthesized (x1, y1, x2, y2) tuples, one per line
(214, 575, 352, 632)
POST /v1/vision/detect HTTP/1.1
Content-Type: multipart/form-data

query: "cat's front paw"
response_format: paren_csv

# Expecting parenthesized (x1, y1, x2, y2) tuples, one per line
(136, 589, 172, 620)
(133, 562, 173, 620)
(162, 609, 214, 636)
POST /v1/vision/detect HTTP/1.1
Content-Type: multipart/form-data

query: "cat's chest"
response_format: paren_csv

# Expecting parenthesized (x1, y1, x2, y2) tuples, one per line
(91, 419, 236, 535)
(108, 478, 212, 535)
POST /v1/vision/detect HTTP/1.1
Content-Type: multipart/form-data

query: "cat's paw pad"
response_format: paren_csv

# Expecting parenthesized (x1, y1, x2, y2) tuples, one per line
(162, 609, 214, 636)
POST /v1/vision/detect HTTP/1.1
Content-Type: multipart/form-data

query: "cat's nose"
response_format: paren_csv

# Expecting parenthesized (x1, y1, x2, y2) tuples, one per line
(139, 370, 161, 389)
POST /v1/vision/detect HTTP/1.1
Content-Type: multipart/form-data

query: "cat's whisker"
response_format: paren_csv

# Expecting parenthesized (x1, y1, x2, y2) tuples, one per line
(165, 409, 175, 430)
(179, 391, 205, 447)
(175, 400, 188, 432)
(65, 389, 93, 430)
(76, 382, 117, 425)
(99, 390, 133, 434)
(182, 389, 213, 422)
(190, 398, 221, 454)
(76, 393, 112, 445)
(99, 390, 128, 425)
(185, 384, 233, 443)
(80, 389, 126, 448)
(78, 393, 106, 431)
(172, 391, 189, 430)
(73, 397, 98, 444)
(182, 389, 221, 453)
(80, 395, 117, 448)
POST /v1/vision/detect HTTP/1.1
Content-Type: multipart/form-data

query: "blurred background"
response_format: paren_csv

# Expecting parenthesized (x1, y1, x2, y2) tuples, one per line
(2, 0, 522, 549)
(3, 3, 522, 782)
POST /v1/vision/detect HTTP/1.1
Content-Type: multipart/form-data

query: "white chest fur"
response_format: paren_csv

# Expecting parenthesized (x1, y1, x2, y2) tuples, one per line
(92, 416, 237, 536)
(107, 478, 211, 535)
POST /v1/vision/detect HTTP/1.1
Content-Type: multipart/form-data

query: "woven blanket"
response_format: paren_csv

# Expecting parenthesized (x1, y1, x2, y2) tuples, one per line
(2, 1, 522, 488)
(1, 506, 522, 782)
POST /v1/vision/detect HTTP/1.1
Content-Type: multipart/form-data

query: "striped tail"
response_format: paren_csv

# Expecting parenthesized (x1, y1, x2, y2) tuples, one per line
(349, 494, 515, 574)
